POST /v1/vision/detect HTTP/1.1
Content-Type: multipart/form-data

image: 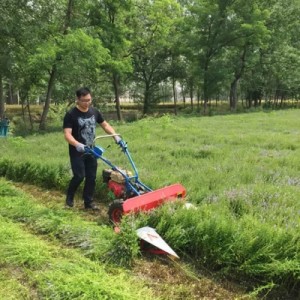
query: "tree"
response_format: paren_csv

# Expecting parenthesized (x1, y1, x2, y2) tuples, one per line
(240, 0, 300, 108)
(227, 1, 270, 110)
(89, 0, 134, 121)
(181, 0, 269, 112)
(38, 0, 75, 130)
(0, 0, 50, 123)
(130, 0, 181, 114)
(20, 0, 110, 130)
(0, 0, 33, 118)
(263, 0, 300, 106)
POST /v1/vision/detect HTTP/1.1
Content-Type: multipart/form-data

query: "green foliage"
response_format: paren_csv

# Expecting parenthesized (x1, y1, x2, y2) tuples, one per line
(135, 200, 299, 294)
(2, 0, 300, 124)
(105, 215, 141, 267)
(0, 159, 67, 190)
(0, 180, 114, 260)
(1, 110, 300, 297)
(130, 0, 181, 112)
(0, 269, 31, 300)
(58, 29, 110, 79)
(0, 217, 53, 268)
(0, 214, 154, 300)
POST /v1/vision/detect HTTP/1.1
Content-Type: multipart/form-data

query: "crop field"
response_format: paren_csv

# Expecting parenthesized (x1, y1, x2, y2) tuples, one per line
(0, 109, 299, 299)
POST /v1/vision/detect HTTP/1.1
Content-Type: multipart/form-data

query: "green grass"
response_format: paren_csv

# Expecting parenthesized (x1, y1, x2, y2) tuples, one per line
(0, 180, 154, 300)
(0, 217, 154, 299)
(2, 110, 300, 201)
(0, 179, 129, 263)
(0, 268, 33, 300)
(1, 109, 300, 298)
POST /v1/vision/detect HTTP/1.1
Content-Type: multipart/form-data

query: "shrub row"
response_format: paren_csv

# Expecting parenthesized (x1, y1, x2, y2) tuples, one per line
(134, 202, 300, 299)
(0, 158, 67, 190)
(1, 156, 299, 298)
(0, 215, 153, 299)
(0, 179, 120, 263)
(0, 158, 107, 199)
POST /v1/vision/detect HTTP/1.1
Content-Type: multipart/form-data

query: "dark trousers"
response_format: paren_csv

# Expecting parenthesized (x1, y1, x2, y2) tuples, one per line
(66, 154, 98, 204)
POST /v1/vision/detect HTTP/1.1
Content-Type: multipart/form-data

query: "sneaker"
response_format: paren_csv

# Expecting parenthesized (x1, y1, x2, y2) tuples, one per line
(84, 202, 100, 210)
(65, 197, 74, 208)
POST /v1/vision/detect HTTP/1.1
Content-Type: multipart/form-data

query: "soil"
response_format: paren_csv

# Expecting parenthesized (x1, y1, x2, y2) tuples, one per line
(13, 182, 252, 300)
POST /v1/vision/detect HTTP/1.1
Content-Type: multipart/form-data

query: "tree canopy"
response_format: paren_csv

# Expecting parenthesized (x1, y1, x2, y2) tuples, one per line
(1, 0, 300, 124)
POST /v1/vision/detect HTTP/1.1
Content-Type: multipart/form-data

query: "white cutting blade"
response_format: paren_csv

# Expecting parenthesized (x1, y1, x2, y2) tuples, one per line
(136, 226, 179, 258)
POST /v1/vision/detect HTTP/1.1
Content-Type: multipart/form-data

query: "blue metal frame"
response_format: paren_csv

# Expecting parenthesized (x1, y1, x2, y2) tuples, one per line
(85, 139, 152, 196)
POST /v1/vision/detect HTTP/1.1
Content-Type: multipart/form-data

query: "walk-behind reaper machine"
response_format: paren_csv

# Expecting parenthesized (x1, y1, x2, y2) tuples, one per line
(85, 135, 187, 258)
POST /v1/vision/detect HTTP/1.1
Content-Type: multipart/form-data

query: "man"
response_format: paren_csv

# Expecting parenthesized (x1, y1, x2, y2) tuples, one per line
(63, 87, 120, 210)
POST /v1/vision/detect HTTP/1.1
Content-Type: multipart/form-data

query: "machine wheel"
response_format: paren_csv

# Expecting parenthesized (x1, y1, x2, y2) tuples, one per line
(108, 199, 124, 224)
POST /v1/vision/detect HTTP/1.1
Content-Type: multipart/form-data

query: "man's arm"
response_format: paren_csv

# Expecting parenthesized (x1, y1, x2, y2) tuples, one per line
(63, 128, 81, 147)
(100, 121, 120, 141)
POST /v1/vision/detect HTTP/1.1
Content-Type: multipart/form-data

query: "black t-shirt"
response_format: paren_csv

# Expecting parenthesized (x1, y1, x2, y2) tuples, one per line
(63, 106, 105, 156)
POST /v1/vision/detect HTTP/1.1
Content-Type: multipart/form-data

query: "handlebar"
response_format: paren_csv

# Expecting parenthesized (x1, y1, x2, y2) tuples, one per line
(93, 134, 121, 144)
(86, 134, 140, 183)
(92, 134, 127, 152)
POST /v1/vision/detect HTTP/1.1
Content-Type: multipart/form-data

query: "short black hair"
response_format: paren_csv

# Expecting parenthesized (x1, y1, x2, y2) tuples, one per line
(76, 87, 91, 98)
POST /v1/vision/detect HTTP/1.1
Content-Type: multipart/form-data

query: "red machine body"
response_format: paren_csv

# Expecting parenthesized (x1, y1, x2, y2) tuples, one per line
(108, 180, 125, 198)
(91, 138, 187, 224)
(87, 136, 186, 257)
(106, 176, 186, 224)
(123, 183, 186, 214)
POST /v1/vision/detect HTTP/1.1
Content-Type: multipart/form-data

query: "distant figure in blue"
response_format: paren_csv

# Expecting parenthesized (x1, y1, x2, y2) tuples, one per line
(0, 117, 9, 137)
(63, 87, 120, 210)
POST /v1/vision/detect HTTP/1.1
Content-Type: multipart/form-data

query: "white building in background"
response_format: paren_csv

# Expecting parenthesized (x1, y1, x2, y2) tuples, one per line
(119, 83, 190, 103)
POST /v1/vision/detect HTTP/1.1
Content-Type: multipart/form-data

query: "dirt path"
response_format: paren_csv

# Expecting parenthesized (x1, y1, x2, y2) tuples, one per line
(13, 182, 252, 300)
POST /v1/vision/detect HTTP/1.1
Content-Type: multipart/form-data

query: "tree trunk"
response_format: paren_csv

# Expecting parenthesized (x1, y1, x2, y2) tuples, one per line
(112, 73, 123, 121)
(39, 0, 74, 130)
(229, 79, 238, 111)
(8, 81, 14, 104)
(196, 88, 200, 113)
(180, 82, 186, 108)
(26, 97, 33, 131)
(172, 76, 177, 115)
(229, 46, 247, 111)
(20, 88, 33, 130)
(143, 82, 150, 115)
(189, 80, 194, 111)
(39, 65, 56, 130)
(203, 69, 208, 114)
(0, 74, 4, 119)
(17, 91, 20, 105)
